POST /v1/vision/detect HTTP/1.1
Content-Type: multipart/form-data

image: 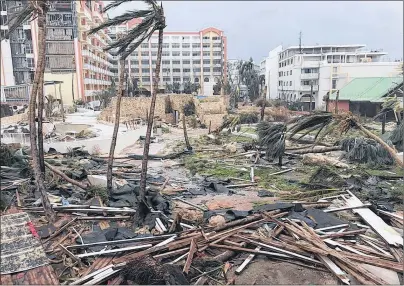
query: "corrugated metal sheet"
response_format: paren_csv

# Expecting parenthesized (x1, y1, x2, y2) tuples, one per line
(329, 77, 403, 102)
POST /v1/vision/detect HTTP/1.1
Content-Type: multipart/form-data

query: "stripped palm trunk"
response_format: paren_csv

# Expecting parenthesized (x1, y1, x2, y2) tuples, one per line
(140, 28, 164, 201)
(182, 112, 191, 150)
(29, 3, 56, 222)
(37, 69, 45, 174)
(106, 58, 125, 193)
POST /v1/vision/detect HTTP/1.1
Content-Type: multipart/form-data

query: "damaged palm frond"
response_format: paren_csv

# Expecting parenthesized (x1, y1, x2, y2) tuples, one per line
(218, 113, 258, 132)
(90, 0, 165, 60)
(339, 137, 394, 165)
(389, 121, 403, 152)
(374, 96, 403, 121)
(257, 121, 287, 160)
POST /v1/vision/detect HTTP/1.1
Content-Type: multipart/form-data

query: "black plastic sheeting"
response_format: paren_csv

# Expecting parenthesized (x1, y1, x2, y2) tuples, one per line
(287, 208, 352, 229)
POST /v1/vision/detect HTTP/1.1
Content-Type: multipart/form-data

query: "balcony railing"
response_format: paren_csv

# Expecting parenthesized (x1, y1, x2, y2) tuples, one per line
(300, 73, 319, 80)
(300, 85, 319, 91)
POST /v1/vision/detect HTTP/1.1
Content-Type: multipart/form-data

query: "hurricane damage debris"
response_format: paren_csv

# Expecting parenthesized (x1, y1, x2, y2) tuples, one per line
(1, 108, 403, 285)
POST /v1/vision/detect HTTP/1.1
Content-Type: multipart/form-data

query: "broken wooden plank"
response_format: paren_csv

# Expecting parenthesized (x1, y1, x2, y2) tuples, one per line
(76, 244, 152, 258)
(183, 239, 197, 274)
(169, 252, 189, 265)
(172, 197, 207, 211)
(317, 255, 350, 285)
(66, 234, 175, 249)
(235, 246, 261, 275)
(361, 239, 393, 257)
(324, 239, 371, 257)
(345, 191, 403, 247)
(324, 203, 372, 213)
(210, 243, 291, 259)
(316, 224, 349, 232)
(153, 248, 189, 260)
(43, 218, 78, 243)
(320, 229, 367, 239)
(156, 218, 167, 232)
(226, 183, 258, 188)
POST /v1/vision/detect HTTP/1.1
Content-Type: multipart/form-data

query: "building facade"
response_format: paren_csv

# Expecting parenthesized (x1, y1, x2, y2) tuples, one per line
(1, 0, 113, 105)
(108, 21, 228, 96)
(261, 44, 403, 109)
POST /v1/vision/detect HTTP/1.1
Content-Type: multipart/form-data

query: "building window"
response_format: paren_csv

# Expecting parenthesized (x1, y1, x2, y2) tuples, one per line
(162, 52, 170, 57)
(141, 43, 148, 48)
(290, 70, 292, 75)
(142, 77, 150, 82)
(192, 52, 200, 56)
(203, 60, 210, 64)
(141, 51, 148, 56)
(291, 58, 293, 65)
(183, 68, 191, 72)
(192, 43, 200, 48)
(203, 52, 210, 56)
(279, 63, 281, 68)
(151, 43, 158, 48)
(204, 77, 209, 82)
(172, 52, 180, 57)
(162, 43, 169, 48)
(203, 67, 210, 72)
(183, 60, 190, 64)
(212, 43, 221, 48)
(333, 67, 338, 73)
(171, 43, 180, 48)
(141, 60, 149, 65)
(182, 43, 190, 48)
(286, 81, 288, 86)
(163, 68, 170, 73)
(173, 77, 181, 82)
(182, 51, 190, 56)
(289, 81, 292, 86)
(286, 71, 289, 76)
(213, 67, 221, 72)
(332, 79, 337, 89)
(162, 60, 170, 65)
(279, 81, 282, 86)
(195, 77, 199, 82)
(302, 80, 310, 86)
(172, 60, 180, 65)
(132, 68, 139, 73)
(213, 59, 221, 65)
(163, 77, 170, 82)
(203, 43, 210, 48)
(172, 68, 180, 72)
(151, 52, 157, 57)
(142, 68, 150, 73)
(193, 60, 200, 64)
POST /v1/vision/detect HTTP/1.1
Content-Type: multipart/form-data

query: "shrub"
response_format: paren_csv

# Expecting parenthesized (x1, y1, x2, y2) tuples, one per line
(183, 101, 196, 116)
(255, 98, 271, 108)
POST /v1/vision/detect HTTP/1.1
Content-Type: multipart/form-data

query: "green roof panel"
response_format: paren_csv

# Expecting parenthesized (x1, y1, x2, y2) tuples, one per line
(329, 77, 403, 103)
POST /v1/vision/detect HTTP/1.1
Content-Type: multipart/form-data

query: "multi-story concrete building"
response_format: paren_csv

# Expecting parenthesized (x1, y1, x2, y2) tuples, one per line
(261, 44, 402, 109)
(1, 0, 113, 105)
(108, 21, 228, 96)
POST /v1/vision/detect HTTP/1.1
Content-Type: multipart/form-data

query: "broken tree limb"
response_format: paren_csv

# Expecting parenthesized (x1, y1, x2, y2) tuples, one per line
(172, 197, 207, 211)
(324, 203, 372, 213)
(289, 146, 342, 154)
(183, 113, 192, 151)
(44, 162, 88, 189)
(183, 239, 197, 274)
(127, 151, 189, 160)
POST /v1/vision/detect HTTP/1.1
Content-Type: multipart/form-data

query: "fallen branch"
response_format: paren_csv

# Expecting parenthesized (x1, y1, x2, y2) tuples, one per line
(45, 162, 88, 189)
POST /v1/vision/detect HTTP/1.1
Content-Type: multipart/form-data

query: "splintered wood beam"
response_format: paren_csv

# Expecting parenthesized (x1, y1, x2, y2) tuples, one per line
(235, 246, 261, 275)
(183, 239, 197, 274)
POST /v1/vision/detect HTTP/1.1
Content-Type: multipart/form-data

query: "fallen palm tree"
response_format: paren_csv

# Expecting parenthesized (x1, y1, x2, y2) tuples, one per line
(288, 111, 403, 167)
(389, 121, 403, 152)
(338, 137, 394, 165)
(257, 121, 286, 165)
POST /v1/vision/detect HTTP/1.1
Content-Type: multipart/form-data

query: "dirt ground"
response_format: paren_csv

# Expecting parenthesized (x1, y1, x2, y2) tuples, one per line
(230, 258, 338, 285)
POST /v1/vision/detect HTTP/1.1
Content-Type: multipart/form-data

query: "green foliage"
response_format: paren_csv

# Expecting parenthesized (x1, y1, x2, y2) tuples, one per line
(94, 86, 116, 108)
(172, 82, 181, 94)
(257, 122, 287, 160)
(239, 57, 260, 101)
(389, 121, 403, 151)
(183, 81, 200, 94)
(183, 101, 196, 116)
(87, 185, 109, 203)
(339, 137, 394, 165)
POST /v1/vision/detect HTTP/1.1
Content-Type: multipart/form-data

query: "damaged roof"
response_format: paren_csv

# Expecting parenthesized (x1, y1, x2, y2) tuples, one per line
(329, 77, 403, 102)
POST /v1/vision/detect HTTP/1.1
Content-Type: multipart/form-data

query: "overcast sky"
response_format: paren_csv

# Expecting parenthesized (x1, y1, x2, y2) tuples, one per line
(106, 1, 403, 63)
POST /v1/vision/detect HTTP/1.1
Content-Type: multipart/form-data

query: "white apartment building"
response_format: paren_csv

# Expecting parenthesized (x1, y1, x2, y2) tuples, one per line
(108, 21, 228, 96)
(261, 44, 403, 109)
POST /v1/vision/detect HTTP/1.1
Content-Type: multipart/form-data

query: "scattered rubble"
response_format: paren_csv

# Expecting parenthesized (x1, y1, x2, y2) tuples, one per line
(1, 109, 403, 285)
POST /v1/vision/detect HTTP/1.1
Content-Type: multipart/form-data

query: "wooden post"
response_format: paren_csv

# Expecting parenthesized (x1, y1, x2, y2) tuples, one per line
(208, 121, 211, 134)
(382, 113, 386, 134)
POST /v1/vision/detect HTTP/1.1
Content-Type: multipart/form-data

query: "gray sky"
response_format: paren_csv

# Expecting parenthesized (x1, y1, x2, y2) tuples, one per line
(106, 1, 403, 62)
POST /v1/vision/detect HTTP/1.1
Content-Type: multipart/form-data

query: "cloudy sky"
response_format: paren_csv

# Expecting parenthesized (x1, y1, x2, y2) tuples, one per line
(106, 1, 403, 62)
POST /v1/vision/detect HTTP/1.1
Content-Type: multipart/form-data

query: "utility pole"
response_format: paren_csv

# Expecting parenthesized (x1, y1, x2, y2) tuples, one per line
(299, 31, 303, 54)
(309, 80, 313, 112)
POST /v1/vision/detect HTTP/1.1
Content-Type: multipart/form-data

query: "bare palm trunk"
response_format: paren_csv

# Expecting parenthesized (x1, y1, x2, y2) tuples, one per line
(356, 123, 403, 167)
(182, 113, 191, 150)
(334, 90, 339, 114)
(30, 8, 56, 222)
(139, 28, 163, 201)
(37, 72, 45, 174)
(106, 58, 125, 193)
(59, 83, 65, 122)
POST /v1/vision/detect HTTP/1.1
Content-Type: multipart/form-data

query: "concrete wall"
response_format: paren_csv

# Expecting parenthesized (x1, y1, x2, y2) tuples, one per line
(266, 45, 283, 100)
(44, 72, 78, 106)
(0, 112, 28, 126)
(327, 100, 350, 113)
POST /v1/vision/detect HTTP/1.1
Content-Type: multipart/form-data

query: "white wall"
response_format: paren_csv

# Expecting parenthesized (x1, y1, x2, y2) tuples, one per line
(317, 61, 402, 107)
(1, 39, 16, 86)
(265, 45, 283, 100)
